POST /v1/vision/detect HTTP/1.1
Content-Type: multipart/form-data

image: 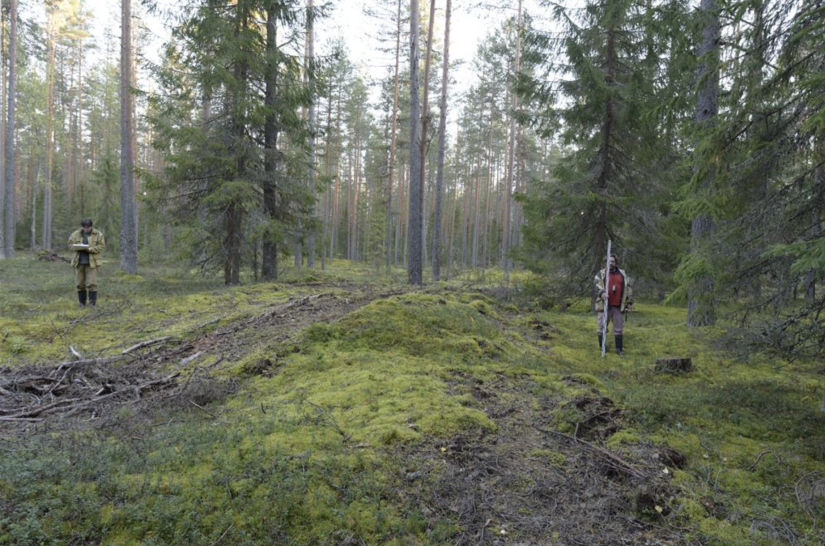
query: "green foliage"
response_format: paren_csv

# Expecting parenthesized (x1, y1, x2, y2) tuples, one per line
(517, 0, 691, 303)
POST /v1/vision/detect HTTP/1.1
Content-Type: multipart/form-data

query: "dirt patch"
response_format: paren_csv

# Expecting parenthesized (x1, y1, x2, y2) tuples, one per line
(396, 373, 684, 546)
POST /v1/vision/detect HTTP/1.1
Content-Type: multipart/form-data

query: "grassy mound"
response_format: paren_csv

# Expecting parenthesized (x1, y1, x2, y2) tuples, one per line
(1, 254, 824, 545)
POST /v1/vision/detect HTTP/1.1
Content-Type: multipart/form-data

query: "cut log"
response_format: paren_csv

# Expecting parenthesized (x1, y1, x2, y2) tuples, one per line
(655, 357, 694, 374)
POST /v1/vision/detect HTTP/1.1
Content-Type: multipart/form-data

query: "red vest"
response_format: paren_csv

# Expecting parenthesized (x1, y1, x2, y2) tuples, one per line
(607, 270, 624, 307)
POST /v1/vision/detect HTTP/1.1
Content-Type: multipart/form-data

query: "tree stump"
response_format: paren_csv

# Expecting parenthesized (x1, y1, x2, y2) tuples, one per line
(655, 357, 693, 374)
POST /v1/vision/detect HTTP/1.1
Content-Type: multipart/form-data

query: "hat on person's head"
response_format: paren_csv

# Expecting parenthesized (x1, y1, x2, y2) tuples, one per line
(80, 218, 93, 228)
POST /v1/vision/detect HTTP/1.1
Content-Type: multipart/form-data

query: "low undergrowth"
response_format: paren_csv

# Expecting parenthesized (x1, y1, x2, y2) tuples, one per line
(1, 253, 824, 545)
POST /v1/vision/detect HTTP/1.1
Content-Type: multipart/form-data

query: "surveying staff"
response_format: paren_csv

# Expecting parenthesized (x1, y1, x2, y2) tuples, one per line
(68, 218, 106, 306)
(595, 254, 632, 355)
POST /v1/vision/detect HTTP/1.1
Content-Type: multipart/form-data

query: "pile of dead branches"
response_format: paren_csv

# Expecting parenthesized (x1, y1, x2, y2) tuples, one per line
(0, 358, 183, 425)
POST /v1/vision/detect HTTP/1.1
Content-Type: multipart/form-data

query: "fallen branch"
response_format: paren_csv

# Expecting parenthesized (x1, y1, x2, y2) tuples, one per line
(51, 356, 122, 369)
(0, 397, 82, 419)
(180, 351, 204, 366)
(122, 336, 172, 355)
(537, 426, 646, 479)
(189, 400, 216, 418)
(0, 415, 44, 422)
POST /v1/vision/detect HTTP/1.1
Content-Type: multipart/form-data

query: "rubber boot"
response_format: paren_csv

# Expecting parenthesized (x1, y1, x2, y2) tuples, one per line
(615, 335, 624, 356)
(88, 291, 97, 307)
(78, 290, 87, 306)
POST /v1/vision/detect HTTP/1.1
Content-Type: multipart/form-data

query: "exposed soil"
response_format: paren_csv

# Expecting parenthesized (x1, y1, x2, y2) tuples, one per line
(396, 372, 686, 546)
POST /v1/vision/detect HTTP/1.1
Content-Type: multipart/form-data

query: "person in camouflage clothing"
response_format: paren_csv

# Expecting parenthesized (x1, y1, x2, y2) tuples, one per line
(68, 218, 106, 306)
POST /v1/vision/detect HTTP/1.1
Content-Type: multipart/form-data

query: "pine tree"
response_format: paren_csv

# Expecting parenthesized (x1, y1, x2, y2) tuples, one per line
(2, 0, 18, 259)
(408, 0, 422, 284)
(120, 0, 138, 273)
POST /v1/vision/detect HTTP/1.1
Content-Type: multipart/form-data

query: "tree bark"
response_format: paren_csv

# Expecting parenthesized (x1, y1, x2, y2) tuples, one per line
(42, 11, 56, 251)
(262, 3, 279, 280)
(502, 0, 522, 282)
(687, 0, 720, 327)
(120, 0, 138, 273)
(408, 0, 423, 284)
(321, 88, 334, 271)
(306, 0, 317, 268)
(418, 0, 436, 272)
(432, 0, 450, 282)
(472, 151, 481, 268)
(30, 158, 39, 250)
(225, 1, 250, 285)
(3, 0, 17, 258)
(386, 0, 402, 274)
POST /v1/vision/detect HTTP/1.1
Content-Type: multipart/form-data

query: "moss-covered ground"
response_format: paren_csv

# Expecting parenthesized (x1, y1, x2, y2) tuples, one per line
(1, 252, 824, 545)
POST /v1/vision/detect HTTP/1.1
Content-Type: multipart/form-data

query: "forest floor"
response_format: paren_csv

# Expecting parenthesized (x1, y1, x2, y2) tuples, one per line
(1, 252, 824, 545)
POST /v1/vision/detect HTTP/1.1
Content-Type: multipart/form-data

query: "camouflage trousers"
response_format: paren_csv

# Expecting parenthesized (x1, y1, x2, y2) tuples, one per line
(75, 265, 99, 292)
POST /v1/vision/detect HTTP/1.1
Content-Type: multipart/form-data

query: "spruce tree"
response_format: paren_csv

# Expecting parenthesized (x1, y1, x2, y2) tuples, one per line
(518, 0, 686, 304)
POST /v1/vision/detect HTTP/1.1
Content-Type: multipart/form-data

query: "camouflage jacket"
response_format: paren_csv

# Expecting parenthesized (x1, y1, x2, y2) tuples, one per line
(68, 228, 106, 268)
(594, 267, 632, 312)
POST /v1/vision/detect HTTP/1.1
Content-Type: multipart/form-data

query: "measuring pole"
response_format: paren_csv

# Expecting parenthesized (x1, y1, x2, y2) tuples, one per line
(601, 240, 612, 357)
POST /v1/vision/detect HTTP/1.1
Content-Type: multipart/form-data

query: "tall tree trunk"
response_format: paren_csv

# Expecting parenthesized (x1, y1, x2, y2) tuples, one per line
(395, 164, 404, 264)
(321, 89, 333, 271)
(120, 0, 138, 273)
(329, 84, 343, 264)
(43, 11, 56, 251)
(131, 22, 139, 245)
(3, 0, 17, 258)
(386, 0, 402, 274)
(262, 3, 279, 280)
(433, 0, 451, 282)
(352, 126, 362, 260)
(807, 133, 823, 303)
(472, 151, 481, 268)
(226, 2, 249, 285)
(30, 158, 39, 250)
(483, 101, 494, 267)
(502, 0, 522, 282)
(0, 5, 5, 256)
(461, 155, 469, 266)
(76, 43, 84, 215)
(417, 0, 436, 273)
(687, 0, 720, 327)
(306, 0, 317, 268)
(408, 0, 423, 284)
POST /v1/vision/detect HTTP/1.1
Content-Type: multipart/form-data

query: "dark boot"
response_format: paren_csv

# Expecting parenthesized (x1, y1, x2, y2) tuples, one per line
(78, 291, 87, 306)
(88, 291, 97, 307)
(615, 335, 624, 356)
(598, 333, 603, 350)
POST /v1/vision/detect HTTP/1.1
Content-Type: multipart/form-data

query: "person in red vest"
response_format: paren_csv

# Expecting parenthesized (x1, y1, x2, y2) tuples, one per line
(594, 254, 633, 355)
